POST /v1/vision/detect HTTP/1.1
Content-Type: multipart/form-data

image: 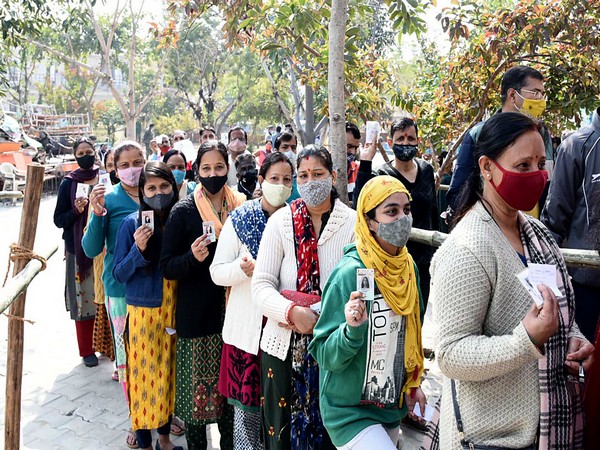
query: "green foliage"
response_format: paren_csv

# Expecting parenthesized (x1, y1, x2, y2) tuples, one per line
(396, 0, 600, 152)
(93, 100, 124, 142)
(152, 109, 198, 136)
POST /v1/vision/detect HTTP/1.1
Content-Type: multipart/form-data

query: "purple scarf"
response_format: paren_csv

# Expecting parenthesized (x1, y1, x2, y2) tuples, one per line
(66, 167, 98, 277)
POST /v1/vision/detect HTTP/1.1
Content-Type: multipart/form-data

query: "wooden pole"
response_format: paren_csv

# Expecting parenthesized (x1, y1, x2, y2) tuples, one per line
(4, 163, 45, 450)
(0, 244, 58, 315)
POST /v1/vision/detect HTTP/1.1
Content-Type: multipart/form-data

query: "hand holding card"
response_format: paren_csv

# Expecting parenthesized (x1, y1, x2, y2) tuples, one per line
(141, 210, 154, 231)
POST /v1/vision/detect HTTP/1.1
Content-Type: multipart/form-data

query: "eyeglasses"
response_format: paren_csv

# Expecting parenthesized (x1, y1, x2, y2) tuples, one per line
(519, 89, 547, 101)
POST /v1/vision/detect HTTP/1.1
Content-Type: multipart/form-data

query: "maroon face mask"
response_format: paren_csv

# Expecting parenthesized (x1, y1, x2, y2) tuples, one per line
(489, 161, 548, 211)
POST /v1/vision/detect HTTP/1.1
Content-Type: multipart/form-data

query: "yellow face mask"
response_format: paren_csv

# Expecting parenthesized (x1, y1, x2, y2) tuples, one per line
(515, 91, 546, 118)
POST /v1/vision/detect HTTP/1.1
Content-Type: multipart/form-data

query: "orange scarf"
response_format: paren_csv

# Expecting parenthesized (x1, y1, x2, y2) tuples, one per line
(193, 183, 245, 237)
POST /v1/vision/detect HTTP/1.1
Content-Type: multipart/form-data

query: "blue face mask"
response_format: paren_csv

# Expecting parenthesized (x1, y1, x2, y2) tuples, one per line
(172, 169, 186, 185)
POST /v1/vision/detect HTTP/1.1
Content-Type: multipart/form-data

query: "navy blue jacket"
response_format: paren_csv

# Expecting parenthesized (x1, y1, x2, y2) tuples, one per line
(113, 212, 163, 307)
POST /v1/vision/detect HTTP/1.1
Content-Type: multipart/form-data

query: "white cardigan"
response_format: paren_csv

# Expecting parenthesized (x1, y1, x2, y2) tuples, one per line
(252, 199, 356, 361)
(209, 217, 261, 355)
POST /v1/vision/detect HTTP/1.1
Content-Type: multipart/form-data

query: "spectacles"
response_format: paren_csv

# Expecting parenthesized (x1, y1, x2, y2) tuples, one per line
(519, 89, 547, 101)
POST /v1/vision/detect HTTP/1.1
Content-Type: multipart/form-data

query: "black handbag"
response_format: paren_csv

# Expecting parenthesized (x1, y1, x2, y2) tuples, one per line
(451, 379, 537, 450)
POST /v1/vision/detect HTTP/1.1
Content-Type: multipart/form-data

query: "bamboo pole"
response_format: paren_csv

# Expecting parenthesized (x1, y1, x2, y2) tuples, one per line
(409, 228, 600, 269)
(4, 163, 45, 450)
(0, 244, 58, 315)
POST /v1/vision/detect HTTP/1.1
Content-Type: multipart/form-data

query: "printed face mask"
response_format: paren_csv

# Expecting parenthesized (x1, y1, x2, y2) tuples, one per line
(198, 174, 228, 195)
(489, 161, 548, 211)
(172, 169, 186, 185)
(76, 154, 96, 170)
(143, 191, 175, 211)
(515, 91, 546, 118)
(392, 144, 418, 162)
(374, 214, 413, 249)
(297, 176, 332, 207)
(261, 181, 292, 207)
(118, 166, 143, 187)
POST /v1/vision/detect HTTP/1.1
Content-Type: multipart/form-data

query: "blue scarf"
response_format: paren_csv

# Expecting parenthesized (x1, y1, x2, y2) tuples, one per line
(229, 199, 267, 259)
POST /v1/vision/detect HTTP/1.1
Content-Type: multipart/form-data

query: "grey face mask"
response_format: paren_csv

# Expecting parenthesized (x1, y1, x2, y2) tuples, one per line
(374, 215, 413, 249)
(297, 176, 332, 207)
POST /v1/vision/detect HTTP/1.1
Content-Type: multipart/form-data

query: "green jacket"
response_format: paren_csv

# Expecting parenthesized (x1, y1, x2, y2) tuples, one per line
(308, 243, 424, 447)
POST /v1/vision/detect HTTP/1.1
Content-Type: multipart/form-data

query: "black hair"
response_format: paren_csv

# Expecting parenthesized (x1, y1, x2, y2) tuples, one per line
(259, 151, 294, 179)
(73, 137, 95, 153)
(195, 139, 229, 170)
(137, 161, 179, 263)
(235, 153, 255, 170)
(227, 126, 247, 143)
(276, 125, 282, 132)
(149, 123, 154, 128)
(163, 149, 187, 165)
(452, 112, 541, 226)
(103, 149, 114, 167)
(113, 140, 144, 166)
(390, 117, 418, 140)
(274, 131, 296, 150)
(296, 145, 338, 201)
(200, 126, 216, 136)
(346, 122, 361, 139)
(500, 65, 544, 105)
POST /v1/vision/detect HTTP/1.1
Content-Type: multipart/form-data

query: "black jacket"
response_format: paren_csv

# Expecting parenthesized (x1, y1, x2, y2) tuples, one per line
(541, 107, 600, 287)
(159, 195, 225, 338)
(354, 158, 439, 266)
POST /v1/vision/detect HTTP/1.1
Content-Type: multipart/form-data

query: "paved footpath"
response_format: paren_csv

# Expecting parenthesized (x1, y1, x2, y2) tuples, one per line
(0, 195, 442, 449)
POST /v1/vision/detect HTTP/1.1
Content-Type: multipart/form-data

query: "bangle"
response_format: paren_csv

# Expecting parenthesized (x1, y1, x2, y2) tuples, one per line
(93, 207, 107, 217)
(285, 303, 295, 325)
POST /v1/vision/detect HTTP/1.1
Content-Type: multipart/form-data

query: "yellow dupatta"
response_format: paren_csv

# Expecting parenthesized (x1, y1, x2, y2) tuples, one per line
(193, 183, 246, 237)
(355, 175, 424, 401)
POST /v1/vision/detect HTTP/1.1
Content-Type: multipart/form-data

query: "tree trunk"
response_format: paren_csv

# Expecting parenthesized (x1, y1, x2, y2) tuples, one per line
(304, 84, 315, 144)
(328, 0, 349, 204)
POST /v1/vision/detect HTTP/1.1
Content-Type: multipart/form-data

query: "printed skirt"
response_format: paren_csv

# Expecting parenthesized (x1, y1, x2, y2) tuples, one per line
(126, 279, 177, 431)
(176, 333, 228, 425)
(64, 251, 96, 321)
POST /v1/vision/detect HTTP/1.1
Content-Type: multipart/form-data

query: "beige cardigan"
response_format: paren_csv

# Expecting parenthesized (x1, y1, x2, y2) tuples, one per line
(431, 202, 583, 449)
(252, 199, 356, 361)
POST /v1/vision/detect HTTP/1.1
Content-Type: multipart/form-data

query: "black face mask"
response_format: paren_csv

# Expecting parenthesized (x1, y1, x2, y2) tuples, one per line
(144, 191, 175, 211)
(240, 169, 258, 188)
(109, 170, 119, 185)
(198, 174, 228, 195)
(76, 154, 96, 170)
(392, 144, 418, 162)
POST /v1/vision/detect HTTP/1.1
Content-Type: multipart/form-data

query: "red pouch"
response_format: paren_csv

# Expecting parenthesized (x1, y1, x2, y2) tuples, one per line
(280, 290, 321, 307)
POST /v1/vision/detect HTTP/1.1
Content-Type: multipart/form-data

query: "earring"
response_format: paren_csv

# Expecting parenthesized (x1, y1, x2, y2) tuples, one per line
(486, 173, 491, 179)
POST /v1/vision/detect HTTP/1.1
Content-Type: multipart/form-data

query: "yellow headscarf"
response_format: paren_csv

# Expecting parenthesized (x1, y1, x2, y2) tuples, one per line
(355, 175, 424, 401)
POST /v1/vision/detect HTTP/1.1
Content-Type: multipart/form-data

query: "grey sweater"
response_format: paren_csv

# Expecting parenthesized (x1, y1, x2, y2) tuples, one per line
(431, 203, 546, 449)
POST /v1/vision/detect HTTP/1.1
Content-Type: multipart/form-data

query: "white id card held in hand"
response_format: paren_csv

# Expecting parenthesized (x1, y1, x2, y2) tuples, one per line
(141, 210, 154, 231)
(357, 268, 375, 300)
(203, 221, 216, 243)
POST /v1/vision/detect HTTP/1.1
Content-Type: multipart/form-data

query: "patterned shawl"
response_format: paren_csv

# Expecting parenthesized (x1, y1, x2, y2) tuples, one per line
(229, 198, 267, 259)
(519, 213, 584, 450)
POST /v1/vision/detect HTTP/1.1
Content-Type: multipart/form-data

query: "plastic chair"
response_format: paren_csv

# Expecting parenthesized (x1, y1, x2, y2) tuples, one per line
(0, 162, 26, 205)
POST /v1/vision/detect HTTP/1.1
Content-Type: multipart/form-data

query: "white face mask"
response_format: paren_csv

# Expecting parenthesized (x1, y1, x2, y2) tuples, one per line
(261, 181, 292, 207)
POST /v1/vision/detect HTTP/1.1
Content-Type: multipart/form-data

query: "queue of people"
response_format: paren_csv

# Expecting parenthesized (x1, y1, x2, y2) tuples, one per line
(53, 74, 598, 450)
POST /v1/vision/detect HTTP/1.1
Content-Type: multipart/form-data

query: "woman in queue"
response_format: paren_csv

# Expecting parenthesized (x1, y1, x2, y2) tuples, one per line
(430, 112, 593, 450)
(160, 140, 246, 450)
(82, 140, 145, 448)
(309, 176, 426, 449)
(252, 145, 356, 450)
(210, 152, 294, 449)
(163, 149, 196, 198)
(113, 162, 181, 450)
(53, 137, 99, 366)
